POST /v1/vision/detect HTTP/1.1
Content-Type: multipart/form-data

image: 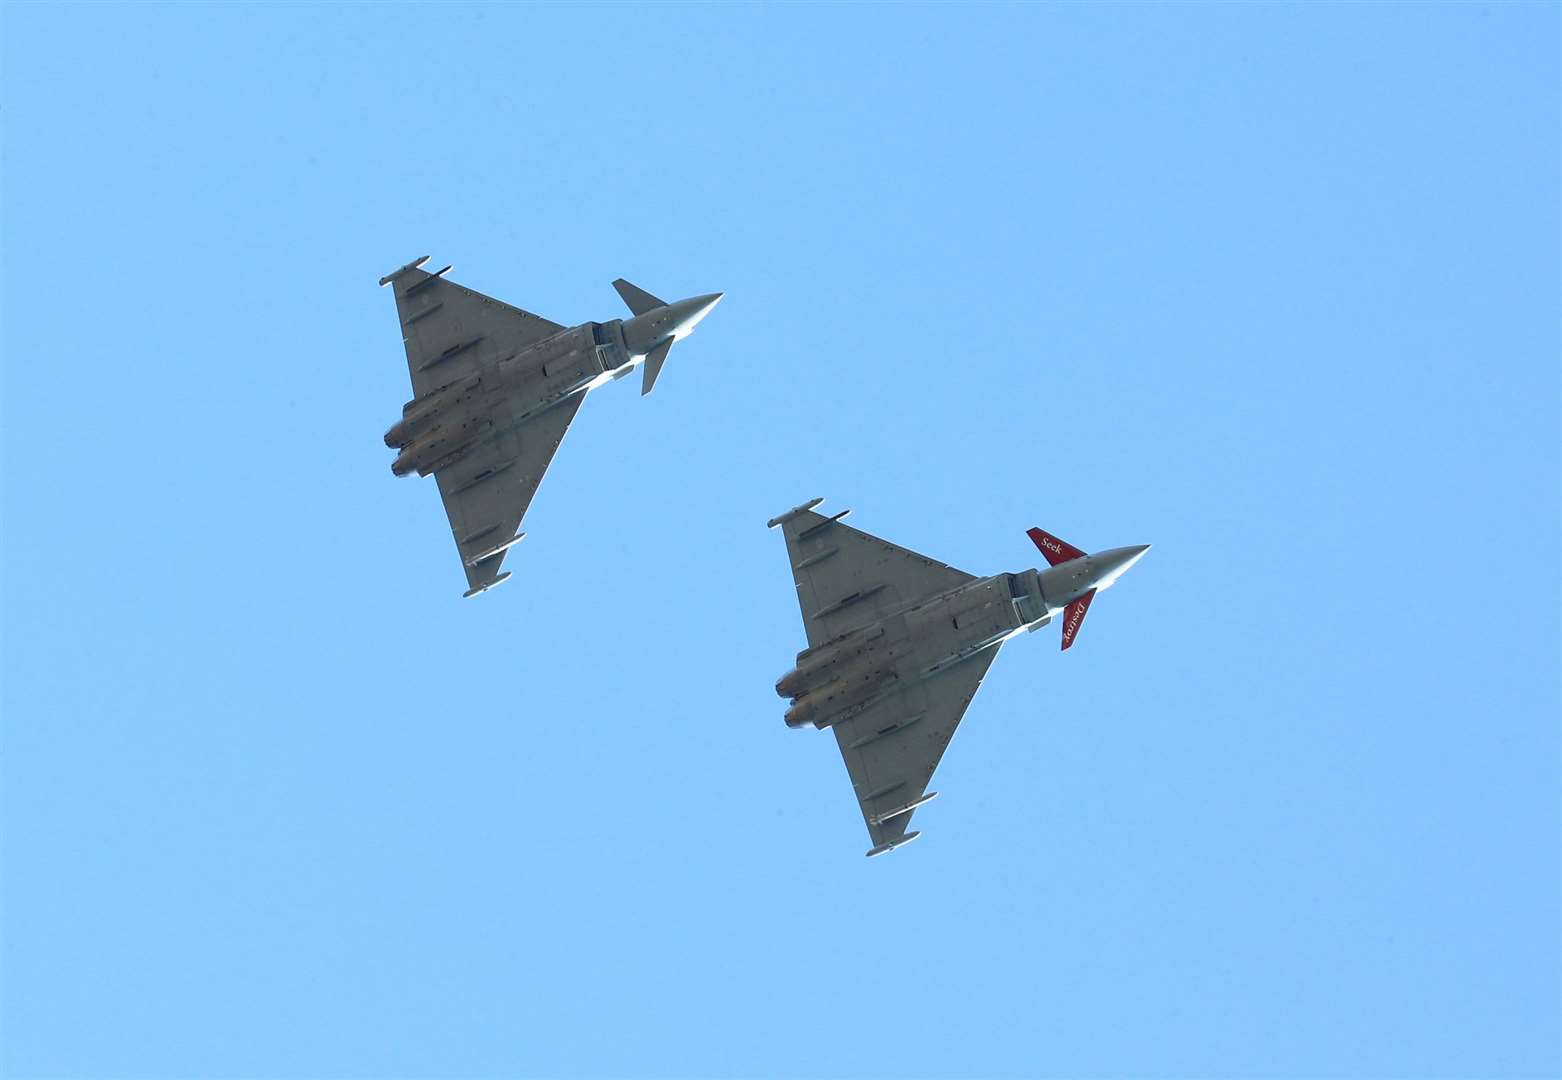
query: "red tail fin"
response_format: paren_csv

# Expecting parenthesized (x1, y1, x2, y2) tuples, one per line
(1027, 528, 1086, 567)
(1060, 590, 1095, 650)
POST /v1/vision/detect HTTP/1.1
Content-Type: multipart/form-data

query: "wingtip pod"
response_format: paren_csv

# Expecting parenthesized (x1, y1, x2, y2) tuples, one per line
(462, 571, 511, 599)
(767, 497, 825, 529)
(865, 831, 922, 858)
(379, 255, 430, 287)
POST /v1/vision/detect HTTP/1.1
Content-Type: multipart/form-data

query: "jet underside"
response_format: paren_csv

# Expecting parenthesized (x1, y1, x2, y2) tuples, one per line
(387, 321, 629, 479)
(769, 502, 1053, 856)
(379, 258, 721, 597)
(769, 500, 1147, 856)
(778, 573, 1042, 732)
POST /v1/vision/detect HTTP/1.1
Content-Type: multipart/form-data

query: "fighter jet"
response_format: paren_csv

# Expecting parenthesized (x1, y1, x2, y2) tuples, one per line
(379, 257, 722, 596)
(769, 499, 1149, 857)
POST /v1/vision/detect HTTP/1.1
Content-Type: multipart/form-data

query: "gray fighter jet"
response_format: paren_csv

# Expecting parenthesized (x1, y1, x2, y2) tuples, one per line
(769, 499, 1149, 856)
(379, 257, 722, 596)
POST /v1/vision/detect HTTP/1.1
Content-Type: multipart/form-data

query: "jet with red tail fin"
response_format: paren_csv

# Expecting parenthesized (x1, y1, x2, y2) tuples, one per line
(769, 500, 1148, 856)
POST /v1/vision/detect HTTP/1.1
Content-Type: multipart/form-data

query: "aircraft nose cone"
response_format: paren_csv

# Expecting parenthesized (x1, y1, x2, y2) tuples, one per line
(675, 292, 723, 336)
(1091, 544, 1150, 589)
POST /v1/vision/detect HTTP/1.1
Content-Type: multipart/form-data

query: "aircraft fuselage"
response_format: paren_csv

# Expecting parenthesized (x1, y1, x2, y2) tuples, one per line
(776, 571, 1051, 730)
(776, 542, 1153, 730)
(386, 321, 632, 477)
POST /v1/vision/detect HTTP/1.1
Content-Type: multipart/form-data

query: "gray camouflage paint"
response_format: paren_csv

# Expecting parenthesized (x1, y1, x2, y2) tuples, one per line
(380, 257, 720, 596)
(770, 501, 1147, 856)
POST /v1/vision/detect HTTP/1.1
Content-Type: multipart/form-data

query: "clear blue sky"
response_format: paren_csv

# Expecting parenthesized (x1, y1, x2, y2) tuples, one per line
(2, 3, 1557, 1077)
